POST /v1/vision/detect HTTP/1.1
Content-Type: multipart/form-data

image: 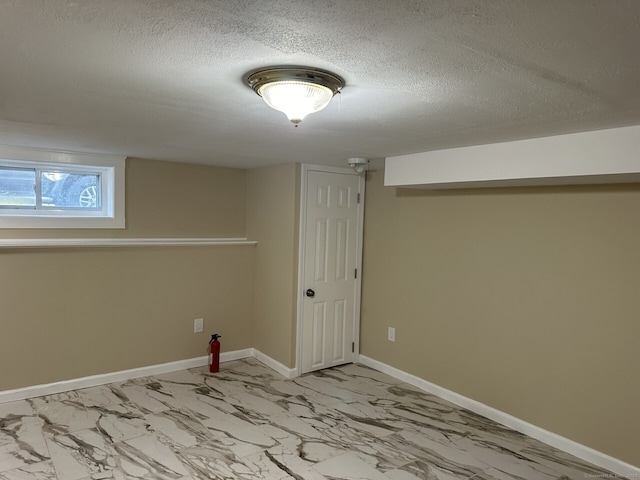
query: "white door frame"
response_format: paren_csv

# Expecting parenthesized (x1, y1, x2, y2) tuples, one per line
(295, 163, 366, 377)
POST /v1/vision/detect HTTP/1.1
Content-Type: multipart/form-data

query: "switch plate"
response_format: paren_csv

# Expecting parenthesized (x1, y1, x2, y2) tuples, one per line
(194, 318, 204, 333)
(388, 327, 396, 342)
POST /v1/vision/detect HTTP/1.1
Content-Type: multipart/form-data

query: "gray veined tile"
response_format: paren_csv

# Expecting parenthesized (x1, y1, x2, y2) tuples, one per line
(144, 409, 214, 449)
(188, 374, 250, 400)
(267, 378, 309, 398)
(0, 418, 49, 469)
(200, 370, 285, 400)
(114, 434, 190, 479)
(385, 460, 469, 480)
(451, 436, 560, 480)
(332, 363, 405, 386)
(386, 429, 488, 479)
(272, 394, 324, 419)
(173, 387, 279, 451)
(0, 445, 40, 475)
(333, 401, 403, 437)
(0, 400, 50, 478)
(200, 432, 265, 459)
(382, 403, 471, 440)
(296, 440, 347, 464)
(288, 403, 345, 435)
(313, 452, 390, 480)
(173, 442, 242, 478)
(382, 385, 458, 414)
(31, 400, 99, 437)
(175, 440, 295, 479)
(294, 405, 382, 443)
(0, 401, 37, 420)
(264, 445, 331, 480)
(46, 429, 118, 480)
(0, 460, 57, 480)
(241, 448, 324, 480)
(73, 385, 128, 408)
(117, 379, 184, 415)
(205, 421, 277, 451)
(186, 359, 282, 391)
(263, 414, 334, 451)
(315, 419, 418, 473)
(248, 411, 343, 463)
(28, 392, 80, 408)
(224, 391, 292, 422)
(516, 443, 616, 480)
(218, 357, 283, 379)
(173, 386, 239, 418)
(309, 366, 407, 402)
(0, 403, 50, 472)
(91, 403, 151, 443)
(153, 370, 208, 394)
(281, 383, 358, 410)
(292, 374, 378, 406)
(350, 437, 421, 473)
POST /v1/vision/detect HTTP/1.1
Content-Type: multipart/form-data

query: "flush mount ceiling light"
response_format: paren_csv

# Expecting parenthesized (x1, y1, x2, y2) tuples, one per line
(247, 67, 344, 127)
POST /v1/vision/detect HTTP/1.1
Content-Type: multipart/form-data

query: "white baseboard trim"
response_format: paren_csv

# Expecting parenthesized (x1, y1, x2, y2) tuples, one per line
(358, 355, 639, 478)
(252, 349, 297, 379)
(221, 348, 254, 363)
(0, 349, 254, 404)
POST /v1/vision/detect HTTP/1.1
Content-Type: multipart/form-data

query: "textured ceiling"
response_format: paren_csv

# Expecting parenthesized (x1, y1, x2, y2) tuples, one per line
(0, 0, 638, 168)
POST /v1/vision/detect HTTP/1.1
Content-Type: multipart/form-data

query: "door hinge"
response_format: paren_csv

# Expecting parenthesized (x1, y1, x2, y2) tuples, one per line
(352, 342, 355, 353)
(354, 268, 358, 279)
(357, 193, 361, 204)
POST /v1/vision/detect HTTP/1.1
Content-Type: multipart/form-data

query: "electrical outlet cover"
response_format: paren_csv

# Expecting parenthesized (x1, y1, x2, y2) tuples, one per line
(194, 318, 204, 333)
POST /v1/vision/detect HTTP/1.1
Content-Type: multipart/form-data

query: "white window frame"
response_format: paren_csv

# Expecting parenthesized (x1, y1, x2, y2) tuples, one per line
(0, 145, 125, 229)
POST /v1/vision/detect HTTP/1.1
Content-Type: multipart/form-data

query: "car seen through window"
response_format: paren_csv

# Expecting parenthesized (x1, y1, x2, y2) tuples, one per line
(0, 167, 101, 209)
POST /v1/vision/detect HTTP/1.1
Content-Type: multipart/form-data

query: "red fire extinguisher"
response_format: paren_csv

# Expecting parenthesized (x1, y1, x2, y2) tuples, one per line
(209, 334, 221, 373)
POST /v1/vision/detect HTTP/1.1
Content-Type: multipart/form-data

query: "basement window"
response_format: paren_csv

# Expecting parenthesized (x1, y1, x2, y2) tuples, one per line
(0, 146, 125, 228)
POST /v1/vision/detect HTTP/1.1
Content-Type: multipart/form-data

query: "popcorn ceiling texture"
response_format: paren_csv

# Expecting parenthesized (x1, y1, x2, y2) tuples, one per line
(0, 0, 638, 167)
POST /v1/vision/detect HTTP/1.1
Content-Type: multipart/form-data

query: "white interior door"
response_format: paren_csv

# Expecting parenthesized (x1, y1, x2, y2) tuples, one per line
(300, 168, 363, 374)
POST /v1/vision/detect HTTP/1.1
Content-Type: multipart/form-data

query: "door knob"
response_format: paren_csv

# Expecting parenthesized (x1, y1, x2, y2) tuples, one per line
(305, 289, 315, 298)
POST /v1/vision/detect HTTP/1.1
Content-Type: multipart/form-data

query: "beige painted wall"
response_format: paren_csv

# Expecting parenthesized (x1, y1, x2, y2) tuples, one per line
(360, 169, 640, 466)
(0, 158, 253, 390)
(246, 163, 300, 368)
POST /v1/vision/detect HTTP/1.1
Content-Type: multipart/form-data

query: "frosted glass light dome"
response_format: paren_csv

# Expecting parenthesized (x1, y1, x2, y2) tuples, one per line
(247, 67, 344, 127)
(258, 81, 334, 126)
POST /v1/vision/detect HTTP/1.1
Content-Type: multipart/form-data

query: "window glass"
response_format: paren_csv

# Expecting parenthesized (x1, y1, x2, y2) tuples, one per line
(40, 171, 101, 209)
(0, 167, 36, 207)
(0, 167, 102, 210)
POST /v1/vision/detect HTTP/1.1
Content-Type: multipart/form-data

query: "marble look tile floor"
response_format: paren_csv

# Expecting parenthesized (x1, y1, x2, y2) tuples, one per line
(0, 358, 620, 479)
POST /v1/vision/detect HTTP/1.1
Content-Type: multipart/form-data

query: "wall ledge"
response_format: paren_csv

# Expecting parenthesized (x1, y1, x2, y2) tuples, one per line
(0, 237, 257, 249)
(358, 355, 640, 478)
